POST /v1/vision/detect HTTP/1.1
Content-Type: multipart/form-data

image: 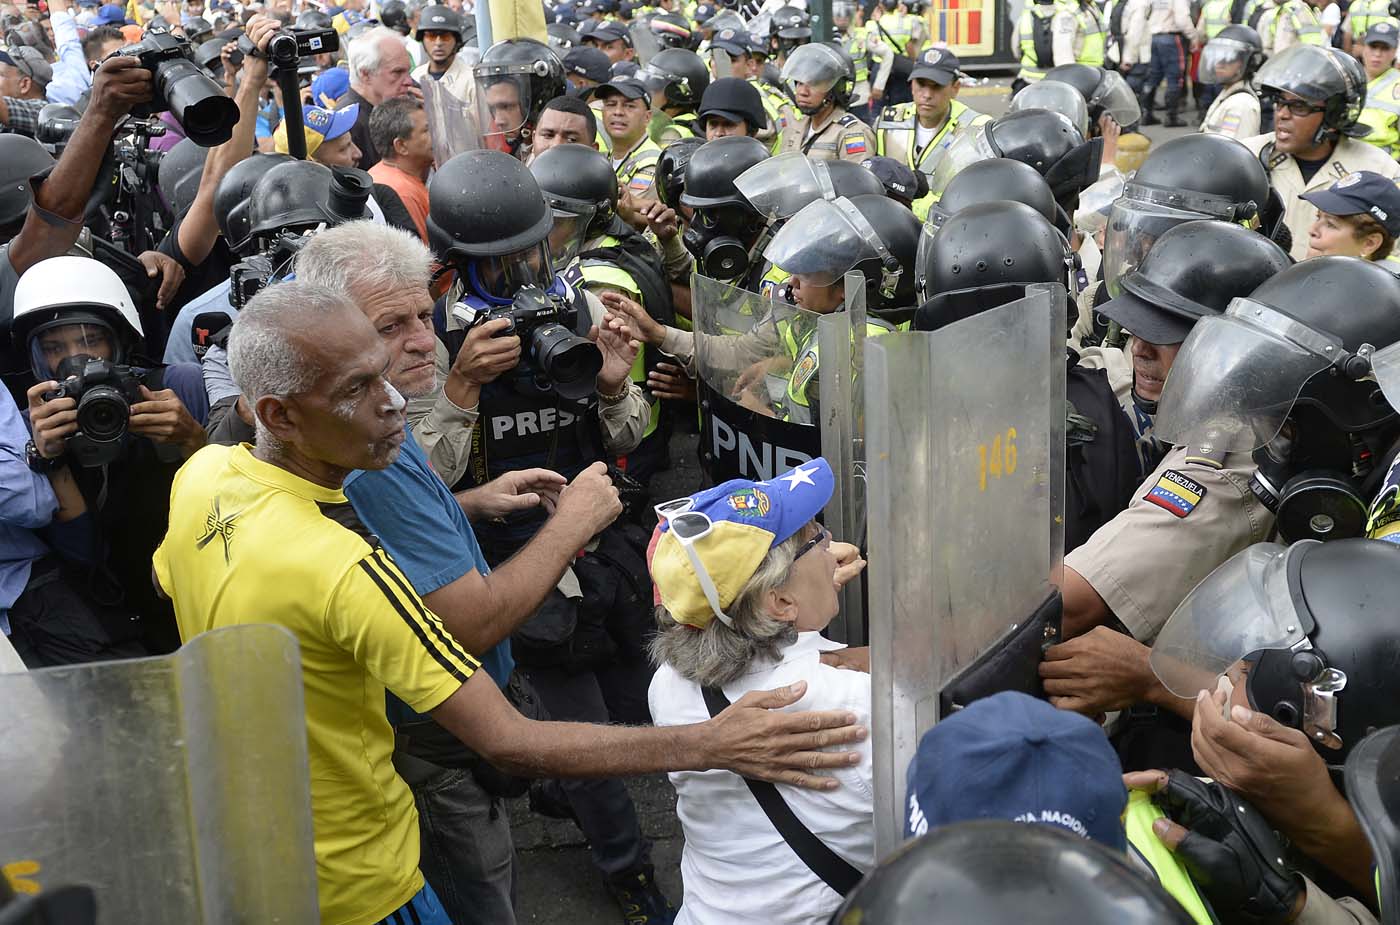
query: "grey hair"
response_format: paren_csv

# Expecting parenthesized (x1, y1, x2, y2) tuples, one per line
(294, 220, 433, 298)
(348, 26, 407, 79)
(649, 529, 806, 688)
(227, 281, 358, 447)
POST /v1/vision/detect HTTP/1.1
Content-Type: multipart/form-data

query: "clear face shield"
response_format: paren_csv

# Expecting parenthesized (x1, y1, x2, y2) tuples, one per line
(468, 241, 556, 301)
(1153, 298, 1349, 455)
(734, 152, 839, 224)
(1008, 82, 1090, 137)
(1101, 183, 1254, 297)
(1089, 69, 1142, 126)
(765, 197, 902, 300)
(925, 123, 998, 197)
(29, 319, 120, 382)
(474, 69, 536, 148)
(1197, 37, 1253, 86)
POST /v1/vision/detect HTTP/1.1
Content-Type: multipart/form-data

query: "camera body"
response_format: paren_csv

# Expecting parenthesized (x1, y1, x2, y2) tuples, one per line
(117, 28, 240, 146)
(451, 286, 603, 401)
(45, 356, 147, 468)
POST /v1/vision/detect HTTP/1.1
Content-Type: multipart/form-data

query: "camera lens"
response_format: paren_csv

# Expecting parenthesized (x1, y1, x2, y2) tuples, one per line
(76, 386, 132, 443)
(531, 323, 602, 401)
(156, 57, 239, 146)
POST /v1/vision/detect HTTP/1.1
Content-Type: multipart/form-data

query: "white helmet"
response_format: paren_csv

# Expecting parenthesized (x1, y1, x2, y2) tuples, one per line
(11, 256, 144, 376)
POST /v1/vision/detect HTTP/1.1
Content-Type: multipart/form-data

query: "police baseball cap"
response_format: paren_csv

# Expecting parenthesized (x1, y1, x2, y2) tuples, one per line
(1365, 19, 1399, 47)
(697, 76, 766, 132)
(564, 45, 612, 84)
(274, 103, 359, 157)
(651, 458, 834, 629)
(903, 691, 1128, 851)
(585, 19, 630, 44)
(909, 46, 962, 85)
(1302, 169, 1400, 237)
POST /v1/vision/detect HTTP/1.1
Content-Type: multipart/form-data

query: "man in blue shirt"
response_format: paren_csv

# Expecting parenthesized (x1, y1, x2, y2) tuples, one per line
(296, 222, 626, 925)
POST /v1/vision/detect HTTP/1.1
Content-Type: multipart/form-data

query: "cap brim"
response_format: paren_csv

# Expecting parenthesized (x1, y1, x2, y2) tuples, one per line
(910, 66, 957, 85)
(597, 80, 649, 100)
(1097, 287, 1194, 345)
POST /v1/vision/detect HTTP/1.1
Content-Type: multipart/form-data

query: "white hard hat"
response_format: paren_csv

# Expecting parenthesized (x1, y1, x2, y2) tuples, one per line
(11, 256, 144, 350)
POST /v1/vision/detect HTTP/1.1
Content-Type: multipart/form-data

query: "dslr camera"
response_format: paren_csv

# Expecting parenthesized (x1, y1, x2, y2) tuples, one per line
(452, 286, 603, 401)
(117, 28, 240, 146)
(45, 356, 147, 467)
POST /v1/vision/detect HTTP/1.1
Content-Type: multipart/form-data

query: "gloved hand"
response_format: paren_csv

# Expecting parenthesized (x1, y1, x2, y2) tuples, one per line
(1146, 770, 1304, 925)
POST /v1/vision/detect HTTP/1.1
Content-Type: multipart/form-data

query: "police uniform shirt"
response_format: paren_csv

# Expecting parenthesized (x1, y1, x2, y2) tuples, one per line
(1244, 133, 1400, 260)
(1201, 82, 1261, 139)
(1064, 444, 1274, 642)
(781, 107, 877, 162)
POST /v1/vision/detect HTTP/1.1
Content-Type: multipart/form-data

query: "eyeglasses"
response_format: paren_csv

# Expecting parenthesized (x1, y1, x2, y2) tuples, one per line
(658, 507, 736, 628)
(1264, 94, 1327, 117)
(792, 525, 829, 562)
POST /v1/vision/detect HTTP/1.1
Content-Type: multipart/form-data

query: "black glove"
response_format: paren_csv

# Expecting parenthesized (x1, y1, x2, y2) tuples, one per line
(1151, 770, 1303, 925)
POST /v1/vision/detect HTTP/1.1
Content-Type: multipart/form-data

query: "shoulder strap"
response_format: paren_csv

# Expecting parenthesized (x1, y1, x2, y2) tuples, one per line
(699, 685, 864, 897)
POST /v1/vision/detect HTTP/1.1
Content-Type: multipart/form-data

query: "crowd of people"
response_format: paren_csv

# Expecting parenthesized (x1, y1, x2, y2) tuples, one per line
(2, 0, 1400, 921)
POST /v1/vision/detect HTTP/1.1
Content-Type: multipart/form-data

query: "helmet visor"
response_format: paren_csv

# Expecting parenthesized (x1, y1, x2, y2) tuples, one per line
(28, 320, 120, 382)
(735, 152, 836, 221)
(1150, 542, 1310, 699)
(473, 241, 556, 299)
(1153, 298, 1343, 454)
(475, 69, 536, 145)
(763, 196, 879, 286)
(1197, 38, 1253, 86)
(1089, 69, 1142, 126)
(1009, 82, 1090, 137)
(925, 124, 998, 197)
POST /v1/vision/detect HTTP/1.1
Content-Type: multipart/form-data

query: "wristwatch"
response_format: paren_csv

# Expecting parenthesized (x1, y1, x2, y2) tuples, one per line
(25, 440, 65, 474)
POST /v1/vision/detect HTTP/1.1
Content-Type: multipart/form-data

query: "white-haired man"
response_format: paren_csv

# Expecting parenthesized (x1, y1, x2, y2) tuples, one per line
(344, 25, 418, 169)
(154, 278, 868, 925)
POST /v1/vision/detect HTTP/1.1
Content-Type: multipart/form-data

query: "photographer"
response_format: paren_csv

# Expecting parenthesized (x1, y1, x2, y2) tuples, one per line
(13, 255, 208, 655)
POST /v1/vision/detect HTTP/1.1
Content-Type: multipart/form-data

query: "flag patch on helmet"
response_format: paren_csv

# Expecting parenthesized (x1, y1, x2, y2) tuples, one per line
(1144, 470, 1206, 518)
(843, 136, 867, 155)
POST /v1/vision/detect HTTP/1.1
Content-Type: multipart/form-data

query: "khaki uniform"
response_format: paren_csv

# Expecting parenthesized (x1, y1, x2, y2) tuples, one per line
(1064, 444, 1274, 642)
(1200, 82, 1261, 139)
(1244, 133, 1400, 260)
(780, 108, 878, 162)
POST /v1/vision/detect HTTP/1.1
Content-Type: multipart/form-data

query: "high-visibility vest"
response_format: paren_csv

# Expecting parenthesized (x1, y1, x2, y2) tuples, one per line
(1123, 791, 1218, 925)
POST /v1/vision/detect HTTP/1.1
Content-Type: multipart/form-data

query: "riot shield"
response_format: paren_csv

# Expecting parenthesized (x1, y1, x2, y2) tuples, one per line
(866, 283, 1067, 856)
(421, 76, 481, 167)
(0, 625, 318, 923)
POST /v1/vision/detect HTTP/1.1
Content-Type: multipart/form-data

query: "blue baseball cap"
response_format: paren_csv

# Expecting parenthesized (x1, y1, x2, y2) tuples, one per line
(1301, 169, 1400, 237)
(310, 66, 351, 108)
(904, 691, 1128, 851)
(96, 3, 131, 24)
(652, 458, 833, 628)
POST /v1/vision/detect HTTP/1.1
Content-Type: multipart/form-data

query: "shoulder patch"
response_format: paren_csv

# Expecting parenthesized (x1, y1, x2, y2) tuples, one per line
(1144, 469, 1207, 518)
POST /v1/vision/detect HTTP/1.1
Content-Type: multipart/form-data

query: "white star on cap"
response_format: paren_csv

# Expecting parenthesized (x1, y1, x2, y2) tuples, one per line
(780, 466, 817, 490)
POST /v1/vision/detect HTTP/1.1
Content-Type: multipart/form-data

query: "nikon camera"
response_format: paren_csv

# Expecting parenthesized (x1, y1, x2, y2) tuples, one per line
(45, 356, 147, 467)
(451, 286, 602, 401)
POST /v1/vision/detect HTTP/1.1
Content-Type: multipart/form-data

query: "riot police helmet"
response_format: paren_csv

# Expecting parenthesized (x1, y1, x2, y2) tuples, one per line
(831, 821, 1195, 925)
(1152, 538, 1400, 765)
(638, 47, 711, 109)
(528, 142, 618, 265)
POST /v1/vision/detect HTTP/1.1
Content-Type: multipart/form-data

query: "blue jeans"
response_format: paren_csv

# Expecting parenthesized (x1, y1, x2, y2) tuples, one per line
(1145, 33, 1187, 109)
(377, 882, 452, 925)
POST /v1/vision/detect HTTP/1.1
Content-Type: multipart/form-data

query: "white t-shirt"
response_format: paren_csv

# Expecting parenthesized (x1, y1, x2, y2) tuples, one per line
(649, 631, 874, 925)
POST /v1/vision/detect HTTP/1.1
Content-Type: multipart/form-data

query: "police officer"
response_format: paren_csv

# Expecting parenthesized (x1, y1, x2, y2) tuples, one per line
(595, 77, 664, 198)
(777, 44, 877, 164)
(425, 150, 675, 922)
(474, 38, 569, 159)
(637, 47, 710, 143)
(1244, 45, 1400, 261)
(875, 48, 990, 219)
(1356, 21, 1400, 159)
(1196, 24, 1263, 138)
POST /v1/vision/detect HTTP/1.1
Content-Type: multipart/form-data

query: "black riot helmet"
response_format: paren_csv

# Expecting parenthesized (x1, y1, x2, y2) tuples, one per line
(1257, 44, 1369, 141)
(214, 152, 294, 254)
(1098, 220, 1291, 346)
(1043, 63, 1142, 130)
(246, 161, 371, 242)
(1152, 538, 1400, 766)
(655, 135, 705, 210)
(416, 4, 465, 40)
(1156, 257, 1400, 542)
(0, 135, 54, 235)
(529, 143, 618, 265)
(474, 38, 568, 148)
(1344, 725, 1400, 916)
(157, 136, 210, 219)
(832, 821, 1195, 925)
(914, 201, 1070, 330)
(681, 136, 771, 279)
(1101, 133, 1272, 297)
(639, 48, 711, 110)
(296, 9, 334, 29)
(930, 157, 1061, 233)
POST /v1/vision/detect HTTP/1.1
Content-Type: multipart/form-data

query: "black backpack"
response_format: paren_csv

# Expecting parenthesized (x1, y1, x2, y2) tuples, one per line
(1064, 358, 1143, 553)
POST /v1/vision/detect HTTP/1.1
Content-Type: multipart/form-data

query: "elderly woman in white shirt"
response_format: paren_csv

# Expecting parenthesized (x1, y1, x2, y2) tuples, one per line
(647, 457, 872, 925)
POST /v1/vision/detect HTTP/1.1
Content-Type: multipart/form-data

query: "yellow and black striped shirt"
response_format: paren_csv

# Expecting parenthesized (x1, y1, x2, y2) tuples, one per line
(153, 443, 479, 925)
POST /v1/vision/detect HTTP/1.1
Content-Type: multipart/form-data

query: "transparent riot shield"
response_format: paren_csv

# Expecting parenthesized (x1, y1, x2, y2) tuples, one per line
(421, 76, 481, 167)
(867, 283, 1067, 856)
(0, 625, 318, 923)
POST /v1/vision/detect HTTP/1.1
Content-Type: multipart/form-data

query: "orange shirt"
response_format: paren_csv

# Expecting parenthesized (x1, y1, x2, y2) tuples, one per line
(369, 161, 430, 242)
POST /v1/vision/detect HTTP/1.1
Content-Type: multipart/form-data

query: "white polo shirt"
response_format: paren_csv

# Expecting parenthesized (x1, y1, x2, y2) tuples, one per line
(648, 631, 874, 925)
